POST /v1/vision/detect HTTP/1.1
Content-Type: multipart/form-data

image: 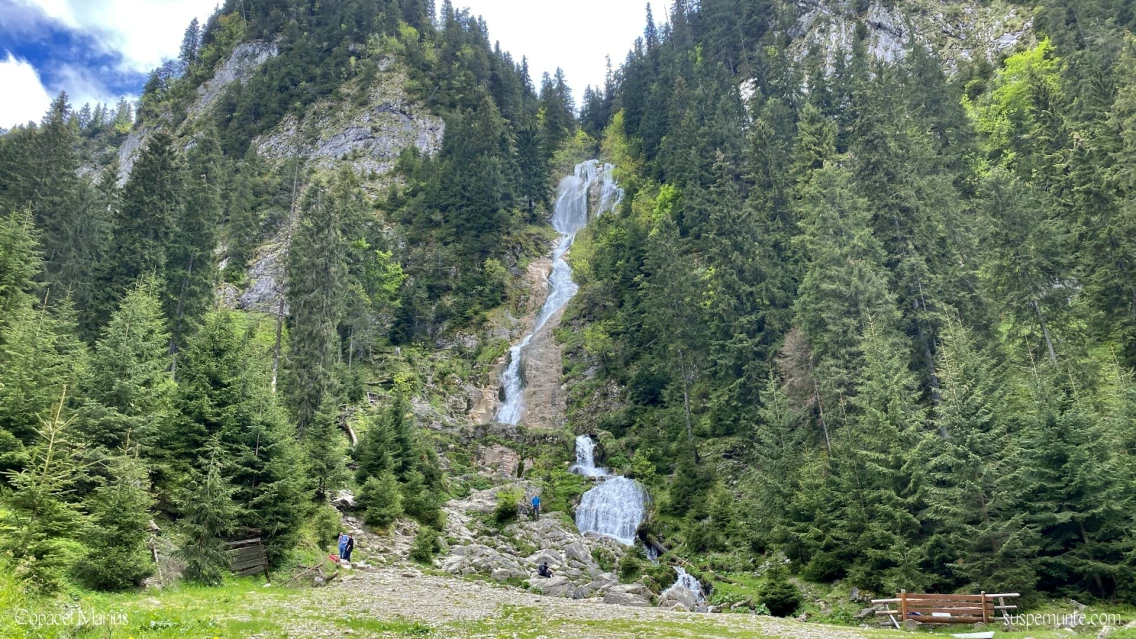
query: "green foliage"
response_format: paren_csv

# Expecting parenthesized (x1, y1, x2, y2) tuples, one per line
(73, 454, 155, 591)
(494, 487, 523, 524)
(0, 392, 85, 593)
(409, 526, 440, 564)
(177, 443, 240, 586)
(757, 567, 801, 617)
(309, 503, 344, 551)
(618, 552, 644, 583)
(285, 175, 348, 436)
(359, 471, 402, 529)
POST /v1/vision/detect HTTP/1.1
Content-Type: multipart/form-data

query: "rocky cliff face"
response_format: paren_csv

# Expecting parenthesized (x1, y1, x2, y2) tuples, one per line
(253, 56, 443, 192)
(116, 40, 281, 185)
(789, 0, 1030, 68)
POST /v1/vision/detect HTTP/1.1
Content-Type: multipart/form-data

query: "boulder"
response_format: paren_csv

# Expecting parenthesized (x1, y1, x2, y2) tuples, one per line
(532, 575, 575, 597)
(564, 541, 592, 565)
(603, 589, 651, 607)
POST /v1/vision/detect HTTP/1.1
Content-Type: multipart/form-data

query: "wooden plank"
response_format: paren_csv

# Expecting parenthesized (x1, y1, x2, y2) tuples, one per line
(906, 603, 996, 610)
(226, 541, 263, 557)
(234, 565, 268, 578)
(904, 604, 995, 609)
(231, 557, 268, 571)
(224, 538, 262, 547)
(903, 594, 990, 601)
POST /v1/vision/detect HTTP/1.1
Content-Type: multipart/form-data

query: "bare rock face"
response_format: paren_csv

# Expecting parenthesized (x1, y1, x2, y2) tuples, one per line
(520, 309, 569, 430)
(115, 125, 150, 186)
(118, 41, 279, 185)
(236, 240, 287, 314)
(440, 485, 633, 600)
(788, 0, 1032, 72)
(475, 444, 521, 477)
(253, 57, 443, 186)
(191, 41, 279, 116)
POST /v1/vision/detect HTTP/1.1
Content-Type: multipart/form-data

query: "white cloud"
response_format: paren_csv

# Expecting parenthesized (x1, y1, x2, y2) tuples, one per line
(461, 0, 669, 105)
(0, 53, 53, 128)
(54, 63, 133, 108)
(22, 0, 219, 72)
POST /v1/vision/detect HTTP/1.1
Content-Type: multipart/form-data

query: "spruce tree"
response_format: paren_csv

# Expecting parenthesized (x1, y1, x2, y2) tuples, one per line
(792, 165, 898, 411)
(90, 131, 184, 332)
(834, 319, 928, 592)
(0, 389, 85, 592)
(285, 177, 347, 436)
(359, 470, 402, 529)
(177, 441, 239, 586)
(165, 126, 223, 366)
(73, 453, 155, 590)
(172, 313, 308, 559)
(80, 278, 174, 451)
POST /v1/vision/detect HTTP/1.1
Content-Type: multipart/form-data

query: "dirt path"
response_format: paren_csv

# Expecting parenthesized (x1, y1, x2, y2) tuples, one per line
(276, 566, 881, 638)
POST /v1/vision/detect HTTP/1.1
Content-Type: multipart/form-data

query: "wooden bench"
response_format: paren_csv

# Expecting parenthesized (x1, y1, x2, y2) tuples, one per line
(226, 538, 270, 581)
(871, 590, 1019, 630)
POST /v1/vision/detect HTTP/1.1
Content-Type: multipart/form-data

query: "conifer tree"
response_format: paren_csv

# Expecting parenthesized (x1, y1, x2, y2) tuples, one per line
(793, 165, 898, 409)
(359, 470, 402, 529)
(834, 319, 928, 591)
(978, 170, 1069, 364)
(0, 209, 40, 328)
(223, 151, 262, 282)
(90, 131, 184, 332)
(172, 313, 308, 558)
(81, 278, 173, 451)
(0, 294, 87, 445)
(165, 126, 223, 365)
(0, 389, 85, 592)
(286, 176, 347, 435)
(74, 453, 155, 590)
(178, 441, 239, 586)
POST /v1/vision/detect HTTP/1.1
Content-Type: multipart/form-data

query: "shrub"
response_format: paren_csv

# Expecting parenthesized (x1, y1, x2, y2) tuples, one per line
(591, 547, 616, 572)
(494, 487, 523, 524)
(359, 471, 402, 529)
(310, 503, 343, 551)
(758, 566, 801, 617)
(618, 552, 644, 582)
(409, 527, 440, 565)
(400, 469, 443, 528)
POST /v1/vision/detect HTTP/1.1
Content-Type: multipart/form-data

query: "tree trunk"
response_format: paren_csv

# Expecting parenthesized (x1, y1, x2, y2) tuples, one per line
(1033, 299, 1058, 365)
(677, 347, 699, 463)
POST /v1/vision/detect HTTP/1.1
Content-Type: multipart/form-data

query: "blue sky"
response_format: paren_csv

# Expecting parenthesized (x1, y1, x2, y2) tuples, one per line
(0, 0, 667, 130)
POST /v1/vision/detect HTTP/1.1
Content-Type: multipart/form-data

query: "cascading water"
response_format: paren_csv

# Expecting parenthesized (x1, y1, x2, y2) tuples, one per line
(568, 433, 607, 478)
(571, 435, 646, 546)
(662, 567, 706, 606)
(495, 160, 622, 425)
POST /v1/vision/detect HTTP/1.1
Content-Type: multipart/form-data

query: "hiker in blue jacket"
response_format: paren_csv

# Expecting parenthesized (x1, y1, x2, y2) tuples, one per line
(338, 532, 349, 559)
(531, 495, 541, 521)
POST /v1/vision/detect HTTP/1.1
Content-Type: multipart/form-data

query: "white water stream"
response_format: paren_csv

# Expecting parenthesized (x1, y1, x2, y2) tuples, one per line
(495, 160, 622, 425)
(570, 434, 646, 546)
(662, 566, 707, 606)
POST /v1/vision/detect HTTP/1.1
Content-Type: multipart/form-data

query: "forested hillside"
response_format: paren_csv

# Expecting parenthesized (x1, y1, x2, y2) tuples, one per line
(563, 0, 1136, 604)
(0, 0, 581, 595)
(2, 0, 1136, 623)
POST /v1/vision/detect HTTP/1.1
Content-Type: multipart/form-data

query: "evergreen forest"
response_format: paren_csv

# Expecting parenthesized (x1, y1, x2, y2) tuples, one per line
(2, 0, 1136, 629)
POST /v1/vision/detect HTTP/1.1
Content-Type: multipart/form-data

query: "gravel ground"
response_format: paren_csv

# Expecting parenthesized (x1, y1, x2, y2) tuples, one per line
(272, 567, 878, 639)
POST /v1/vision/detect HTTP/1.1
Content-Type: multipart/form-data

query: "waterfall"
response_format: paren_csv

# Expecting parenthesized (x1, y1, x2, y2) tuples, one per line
(495, 160, 622, 425)
(571, 434, 645, 546)
(662, 567, 706, 605)
(568, 433, 607, 478)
